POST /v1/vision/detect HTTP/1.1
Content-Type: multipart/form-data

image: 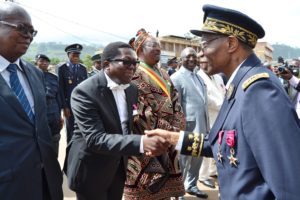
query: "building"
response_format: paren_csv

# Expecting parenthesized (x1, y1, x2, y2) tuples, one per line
(254, 42, 273, 63)
(159, 35, 201, 67)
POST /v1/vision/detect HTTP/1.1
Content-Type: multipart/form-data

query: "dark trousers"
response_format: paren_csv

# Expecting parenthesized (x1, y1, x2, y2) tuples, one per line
(65, 115, 75, 144)
(48, 112, 61, 157)
(42, 170, 52, 200)
(76, 163, 125, 200)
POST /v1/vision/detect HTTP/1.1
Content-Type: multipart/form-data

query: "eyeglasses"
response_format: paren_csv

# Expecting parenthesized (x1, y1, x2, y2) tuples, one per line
(200, 36, 225, 50)
(109, 59, 140, 67)
(143, 42, 161, 49)
(0, 21, 38, 37)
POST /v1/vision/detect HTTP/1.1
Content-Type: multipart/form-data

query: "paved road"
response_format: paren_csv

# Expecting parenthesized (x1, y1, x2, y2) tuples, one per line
(58, 128, 219, 200)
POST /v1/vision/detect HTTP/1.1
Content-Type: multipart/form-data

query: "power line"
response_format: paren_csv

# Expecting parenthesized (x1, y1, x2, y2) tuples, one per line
(29, 12, 94, 45)
(18, 2, 129, 41)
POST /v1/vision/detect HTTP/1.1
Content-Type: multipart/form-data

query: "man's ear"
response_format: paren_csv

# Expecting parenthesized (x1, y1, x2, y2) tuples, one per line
(227, 36, 239, 53)
(102, 60, 109, 69)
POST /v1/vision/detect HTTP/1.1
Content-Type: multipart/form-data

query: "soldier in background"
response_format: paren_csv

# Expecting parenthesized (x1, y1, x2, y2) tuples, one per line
(167, 57, 178, 76)
(57, 44, 87, 143)
(35, 54, 63, 156)
(88, 52, 102, 77)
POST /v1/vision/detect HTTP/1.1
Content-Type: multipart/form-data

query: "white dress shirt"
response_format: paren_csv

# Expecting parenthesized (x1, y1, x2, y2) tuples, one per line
(104, 72, 144, 152)
(289, 76, 300, 118)
(0, 55, 35, 113)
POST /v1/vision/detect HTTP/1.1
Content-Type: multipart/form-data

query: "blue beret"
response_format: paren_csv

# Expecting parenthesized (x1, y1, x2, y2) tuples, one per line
(35, 54, 50, 62)
(190, 4, 265, 48)
(65, 43, 83, 53)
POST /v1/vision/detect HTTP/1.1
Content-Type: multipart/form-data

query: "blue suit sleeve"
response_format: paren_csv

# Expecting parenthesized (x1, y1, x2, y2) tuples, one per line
(241, 79, 300, 199)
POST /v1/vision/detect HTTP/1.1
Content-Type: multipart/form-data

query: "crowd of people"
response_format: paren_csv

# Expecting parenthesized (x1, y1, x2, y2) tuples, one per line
(1, 1, 300, 200)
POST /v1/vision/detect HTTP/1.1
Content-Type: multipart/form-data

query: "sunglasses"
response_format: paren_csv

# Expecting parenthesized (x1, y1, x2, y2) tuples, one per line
(0, 20, 38, 37)
(109, 59, 140, 67)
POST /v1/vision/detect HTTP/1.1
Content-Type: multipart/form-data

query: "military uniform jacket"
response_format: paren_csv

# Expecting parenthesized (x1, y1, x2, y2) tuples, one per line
(181, 54, 300, 200)
(44, 71, 62, 114)
(57, 62, 87, 109)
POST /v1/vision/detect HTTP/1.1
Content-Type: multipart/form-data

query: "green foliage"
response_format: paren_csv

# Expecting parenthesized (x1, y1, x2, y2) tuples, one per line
(51, 57, 61, 65)
(23, 42, 104, 64)
(82, 55, 93, 72)
(272, 43, 300, 60)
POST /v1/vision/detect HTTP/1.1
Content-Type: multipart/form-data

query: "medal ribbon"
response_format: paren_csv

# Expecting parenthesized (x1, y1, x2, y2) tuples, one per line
(139, 62, 171, 98)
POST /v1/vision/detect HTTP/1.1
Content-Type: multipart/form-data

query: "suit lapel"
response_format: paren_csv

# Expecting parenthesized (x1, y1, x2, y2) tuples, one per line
(125, 87, 133, 135)
(0, 72, 29, 121)
(98, 71, 121, 125)
(21, 61, 39, 124)
(209, 54, 261, 144)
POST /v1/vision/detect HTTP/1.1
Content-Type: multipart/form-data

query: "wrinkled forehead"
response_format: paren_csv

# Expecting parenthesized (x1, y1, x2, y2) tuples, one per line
(144, 36, 159, 44)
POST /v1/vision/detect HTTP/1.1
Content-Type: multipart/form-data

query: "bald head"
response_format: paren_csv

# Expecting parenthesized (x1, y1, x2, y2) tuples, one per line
(180, 47, 197, 59)
(180, 47, 197, 71)
(0, 2, 30, 21)
(0, 2, 33, 62)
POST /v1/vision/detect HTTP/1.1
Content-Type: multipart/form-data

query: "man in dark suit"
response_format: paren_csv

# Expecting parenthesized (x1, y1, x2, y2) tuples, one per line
(146, 4, 300, 200)
(57, 43, 87, 143)
(0, 2, 63, 200)
(65, 41, 170, 200)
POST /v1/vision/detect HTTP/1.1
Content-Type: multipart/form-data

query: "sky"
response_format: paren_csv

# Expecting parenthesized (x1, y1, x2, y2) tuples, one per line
(5, 0, 300, 48)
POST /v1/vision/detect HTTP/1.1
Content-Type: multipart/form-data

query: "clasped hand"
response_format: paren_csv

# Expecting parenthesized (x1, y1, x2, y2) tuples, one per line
(143, 129, 180, 156)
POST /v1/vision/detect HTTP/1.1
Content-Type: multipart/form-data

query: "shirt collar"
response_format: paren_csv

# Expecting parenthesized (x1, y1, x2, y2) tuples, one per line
(182, 65, 195, 75)
(0, 55, 22, 73)
(225, 59, 246, 89)
(104, 72, 129, 90)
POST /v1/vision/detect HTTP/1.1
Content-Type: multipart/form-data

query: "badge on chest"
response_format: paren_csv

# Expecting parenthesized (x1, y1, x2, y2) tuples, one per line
(217, 129, 238, 167)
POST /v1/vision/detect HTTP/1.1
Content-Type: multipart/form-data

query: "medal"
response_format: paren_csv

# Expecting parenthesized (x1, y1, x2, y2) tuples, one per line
(226, 130, 238, 167)
(68, 78, 72, 84)
(226, 84, 234, 100)
(217, 131, 224, 163)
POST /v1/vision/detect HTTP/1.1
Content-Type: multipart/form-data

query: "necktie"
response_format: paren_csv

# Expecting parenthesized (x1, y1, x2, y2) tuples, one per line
(191, 73, 204, 96)
(72, 64, 78, 73)
(7, 63, 35, 123)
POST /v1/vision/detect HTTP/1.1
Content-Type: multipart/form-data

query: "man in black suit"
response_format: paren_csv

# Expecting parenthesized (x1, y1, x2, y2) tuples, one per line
(0, 2, 62, 200)
(65, 41, 169, 200)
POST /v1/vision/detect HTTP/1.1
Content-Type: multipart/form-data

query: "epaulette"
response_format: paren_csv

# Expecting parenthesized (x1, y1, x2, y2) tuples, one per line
(242, 72, 269, 91)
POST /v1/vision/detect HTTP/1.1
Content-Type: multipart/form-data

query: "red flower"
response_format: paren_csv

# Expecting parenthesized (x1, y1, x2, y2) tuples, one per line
(226, 130, 236, 148)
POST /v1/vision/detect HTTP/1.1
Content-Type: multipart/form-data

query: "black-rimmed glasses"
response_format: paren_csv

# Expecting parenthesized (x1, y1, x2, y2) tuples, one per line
(109, 59, 140, 67)
(0, 21, 38, 37)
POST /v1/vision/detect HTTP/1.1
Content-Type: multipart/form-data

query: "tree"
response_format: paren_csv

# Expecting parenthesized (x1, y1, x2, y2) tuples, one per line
(82, 55, 93, 72)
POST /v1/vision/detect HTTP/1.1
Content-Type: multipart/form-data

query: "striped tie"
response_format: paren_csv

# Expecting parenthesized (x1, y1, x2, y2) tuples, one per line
(7, 63, 35, 123)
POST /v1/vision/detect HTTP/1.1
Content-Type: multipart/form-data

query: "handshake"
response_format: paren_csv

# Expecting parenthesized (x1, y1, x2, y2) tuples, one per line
(142, 129, 180, 156)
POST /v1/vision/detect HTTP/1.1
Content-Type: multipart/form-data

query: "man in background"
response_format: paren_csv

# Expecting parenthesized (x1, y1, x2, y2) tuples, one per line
(277, 58, 300, 119)
(171, 47, 208, 199)
(88, 51, 102, 77)
(57, 43, 87, 143)
(35, 54, 63, 156)
(197, 52, 226, 189)
(167, 56, 178, 76)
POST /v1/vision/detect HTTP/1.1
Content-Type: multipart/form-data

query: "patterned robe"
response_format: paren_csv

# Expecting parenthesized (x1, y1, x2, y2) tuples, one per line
(124, 64, 186, 199)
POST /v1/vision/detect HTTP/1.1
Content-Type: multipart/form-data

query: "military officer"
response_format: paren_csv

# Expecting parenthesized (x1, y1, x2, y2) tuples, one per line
(57, 44, 88, 143)
(88, 52, 102, 77)
(146, 4, 300, 200)
(35, 54, 63, 156)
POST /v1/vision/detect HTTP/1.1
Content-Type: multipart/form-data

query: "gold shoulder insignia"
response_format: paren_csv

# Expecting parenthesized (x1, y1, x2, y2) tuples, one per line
(242, 73, 269, 91)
